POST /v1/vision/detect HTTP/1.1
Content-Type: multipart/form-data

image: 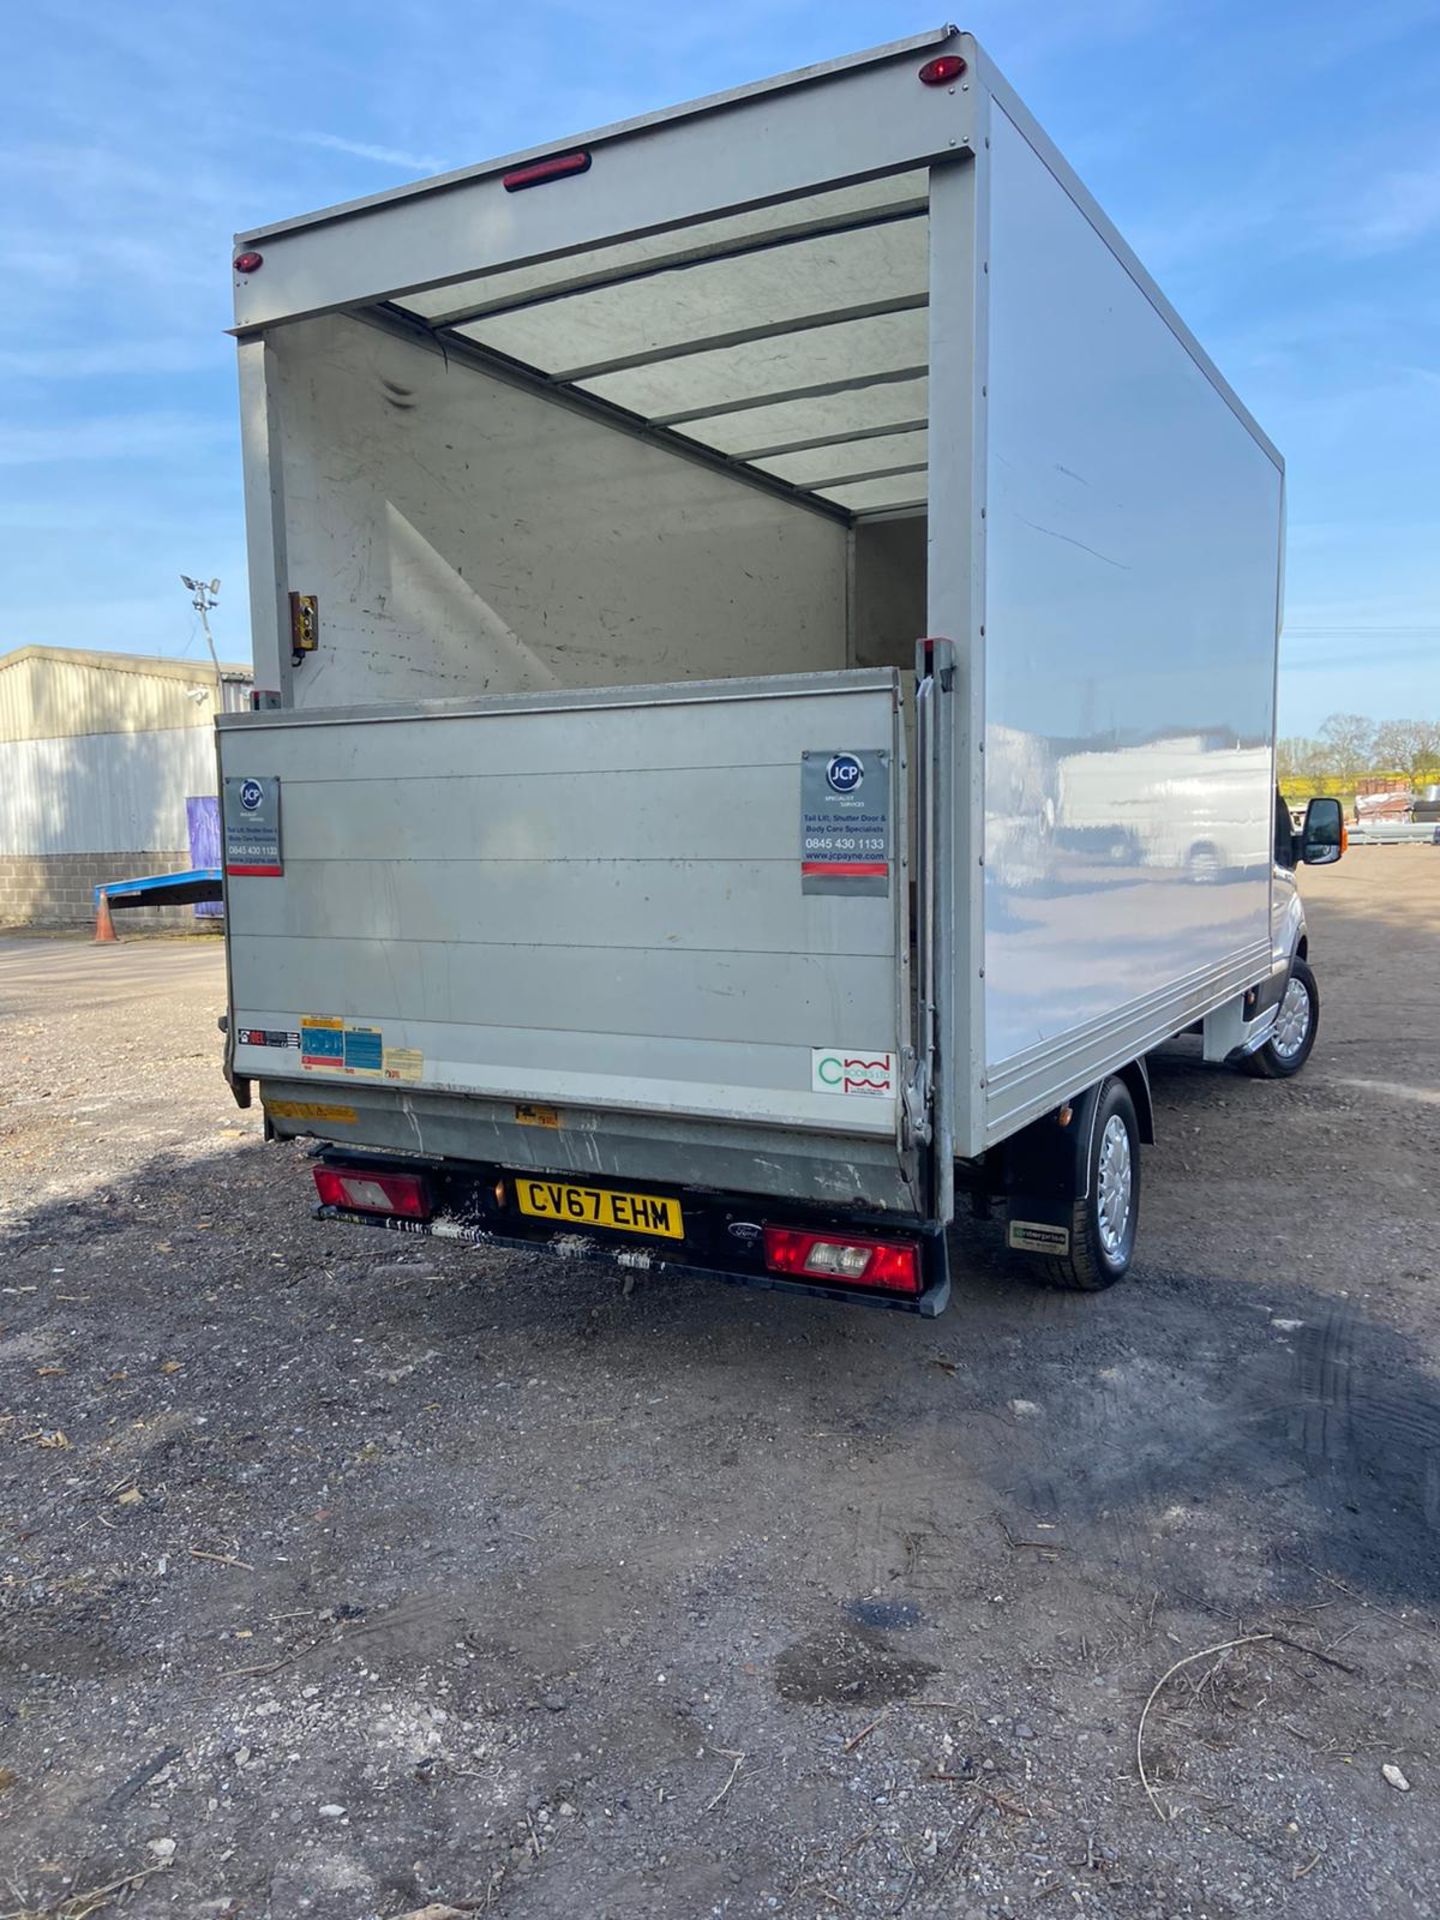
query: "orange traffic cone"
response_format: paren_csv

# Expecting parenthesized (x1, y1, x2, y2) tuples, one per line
(94, 892, 119, 943)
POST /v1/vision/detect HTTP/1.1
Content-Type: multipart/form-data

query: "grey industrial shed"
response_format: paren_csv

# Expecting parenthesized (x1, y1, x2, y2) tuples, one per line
(0, 647, 251, 930)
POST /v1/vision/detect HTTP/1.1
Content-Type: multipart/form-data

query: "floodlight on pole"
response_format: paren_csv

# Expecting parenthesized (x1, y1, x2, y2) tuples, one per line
(180, 573, 222, 681)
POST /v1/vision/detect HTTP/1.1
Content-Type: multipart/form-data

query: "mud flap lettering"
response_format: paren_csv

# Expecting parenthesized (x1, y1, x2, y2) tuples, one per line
(1008, 1220, 1071, 1255)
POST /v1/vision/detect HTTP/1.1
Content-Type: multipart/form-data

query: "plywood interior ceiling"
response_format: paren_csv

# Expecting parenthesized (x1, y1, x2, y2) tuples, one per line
(390, 172, 930, 518)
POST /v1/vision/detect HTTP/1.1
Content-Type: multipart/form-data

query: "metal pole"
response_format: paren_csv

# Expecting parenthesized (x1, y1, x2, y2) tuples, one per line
(181, 575, 224, 704)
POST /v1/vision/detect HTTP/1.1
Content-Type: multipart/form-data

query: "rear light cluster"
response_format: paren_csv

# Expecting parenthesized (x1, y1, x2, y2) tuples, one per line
(762, 1226, 920, 1295)
(313, 1165, 431, 1220)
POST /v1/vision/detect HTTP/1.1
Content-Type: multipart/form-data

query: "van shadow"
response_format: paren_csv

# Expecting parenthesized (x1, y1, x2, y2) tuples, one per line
(5, 1112, 1438, 1628)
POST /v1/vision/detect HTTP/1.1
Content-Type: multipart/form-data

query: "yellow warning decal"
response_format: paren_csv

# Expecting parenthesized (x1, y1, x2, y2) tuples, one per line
(267, 1099, 359, 1125)
(516, 1103, 561, 1128)
(383, 1048, 424, 1083)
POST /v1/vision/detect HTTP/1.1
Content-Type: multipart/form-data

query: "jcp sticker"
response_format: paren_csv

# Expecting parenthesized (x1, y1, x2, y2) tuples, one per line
(800, 749, 890, 897)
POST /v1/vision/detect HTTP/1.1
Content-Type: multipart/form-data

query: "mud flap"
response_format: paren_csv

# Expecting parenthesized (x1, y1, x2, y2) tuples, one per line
(1001, 1082, 1106, 1243)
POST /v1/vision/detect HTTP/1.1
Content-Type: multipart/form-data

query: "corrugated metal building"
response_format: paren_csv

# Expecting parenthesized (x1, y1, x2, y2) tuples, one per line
(0, 647, 252, 929)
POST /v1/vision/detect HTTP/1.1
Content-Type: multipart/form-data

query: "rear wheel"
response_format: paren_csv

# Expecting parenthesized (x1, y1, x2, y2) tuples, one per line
(1240, 959, 1318, 1079)
(1031, 1077, 1141, 1291)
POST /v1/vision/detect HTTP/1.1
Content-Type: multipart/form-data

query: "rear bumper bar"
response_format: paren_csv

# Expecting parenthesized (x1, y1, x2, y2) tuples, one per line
(311, 1146, 951, 1316)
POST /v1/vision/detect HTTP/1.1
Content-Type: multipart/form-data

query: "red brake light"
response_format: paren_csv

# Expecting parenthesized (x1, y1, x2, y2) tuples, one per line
(762, 1226, 921, 1294)
(233, 251, 264, 274)
(502, 151, 591, 193)
(918, 55, 966, 85)
(314, 1165, 431, 1219)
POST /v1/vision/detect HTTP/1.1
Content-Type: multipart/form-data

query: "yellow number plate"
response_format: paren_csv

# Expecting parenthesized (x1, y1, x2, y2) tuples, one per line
(514, 1177, 683, 1240)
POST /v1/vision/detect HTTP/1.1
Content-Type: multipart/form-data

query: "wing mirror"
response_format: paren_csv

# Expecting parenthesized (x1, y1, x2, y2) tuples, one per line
(1300, 795, 1345, 865)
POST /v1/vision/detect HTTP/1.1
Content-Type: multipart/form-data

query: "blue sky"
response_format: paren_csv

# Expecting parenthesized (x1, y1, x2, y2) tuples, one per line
(3, 0, 1437, 735)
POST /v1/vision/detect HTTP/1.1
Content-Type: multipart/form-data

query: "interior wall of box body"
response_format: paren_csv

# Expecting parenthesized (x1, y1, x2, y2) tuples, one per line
(267, 315, 925, 704)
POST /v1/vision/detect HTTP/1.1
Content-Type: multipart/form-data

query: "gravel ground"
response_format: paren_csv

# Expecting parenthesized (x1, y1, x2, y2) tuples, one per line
(2, 849, 1438, 1920)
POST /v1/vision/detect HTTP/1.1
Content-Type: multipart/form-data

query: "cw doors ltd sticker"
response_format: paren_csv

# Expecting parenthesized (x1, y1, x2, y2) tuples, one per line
(811, 1049, 896, 1097)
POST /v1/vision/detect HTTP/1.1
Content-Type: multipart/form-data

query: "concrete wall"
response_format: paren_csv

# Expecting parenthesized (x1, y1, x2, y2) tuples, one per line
(0, 851, 208, 933)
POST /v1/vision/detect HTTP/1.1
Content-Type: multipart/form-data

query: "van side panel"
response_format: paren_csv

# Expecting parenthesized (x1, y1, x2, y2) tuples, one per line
(978, 104, 1281, 1142)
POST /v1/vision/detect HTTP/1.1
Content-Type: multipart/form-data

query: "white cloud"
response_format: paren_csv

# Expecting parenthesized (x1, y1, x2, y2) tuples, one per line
(292, 131, 445, 173)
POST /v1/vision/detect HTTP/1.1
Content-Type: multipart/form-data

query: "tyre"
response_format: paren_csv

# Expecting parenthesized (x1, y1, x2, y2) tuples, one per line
(1030, 1077, 1141, 1291)
(1240, 958, 1318, 1079)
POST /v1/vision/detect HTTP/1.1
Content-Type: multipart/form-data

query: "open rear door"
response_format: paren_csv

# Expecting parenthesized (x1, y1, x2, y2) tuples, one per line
(219, 669, 926, 1213)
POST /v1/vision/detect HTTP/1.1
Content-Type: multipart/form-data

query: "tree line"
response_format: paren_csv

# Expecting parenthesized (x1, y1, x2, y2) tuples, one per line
(1277, 714, 1440, 786)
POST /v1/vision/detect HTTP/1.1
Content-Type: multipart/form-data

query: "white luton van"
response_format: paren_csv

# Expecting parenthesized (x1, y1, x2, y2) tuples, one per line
(218, 28, 1344, 1314)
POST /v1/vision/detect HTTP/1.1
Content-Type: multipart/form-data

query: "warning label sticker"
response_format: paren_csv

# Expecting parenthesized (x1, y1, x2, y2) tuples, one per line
(342, 1027, 383, 1074)
(300, 1018, 344, 1068)
(800, 750, 890, 896)
(299, 1018, 417, 1081)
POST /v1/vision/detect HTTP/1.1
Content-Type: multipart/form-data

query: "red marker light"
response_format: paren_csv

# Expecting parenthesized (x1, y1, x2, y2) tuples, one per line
(918, 55, 966, 85)
(502, 150, 591, 193)
(233, 251, 264, 273)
